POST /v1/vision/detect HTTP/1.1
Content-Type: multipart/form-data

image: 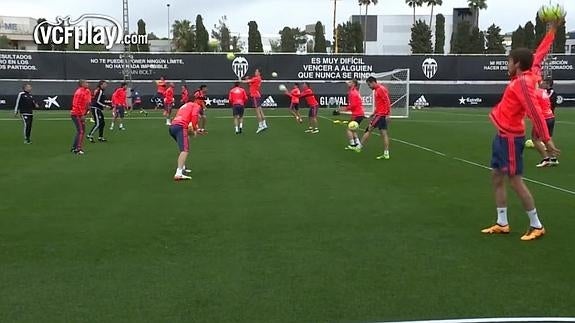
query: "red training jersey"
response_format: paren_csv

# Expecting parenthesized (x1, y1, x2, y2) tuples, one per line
(489, 29, 555, 142)
(172, 102, 202, 129)
(347, 88, 365, 118)
(537, 88, 554, 120)
(194, 89, 206, 107)
(71, 87, 91, 116)
(373, 84, 391, 116)
(300, 88, 318, 107)
(112, 87, 127, 107)
(164, 87, 174, 105)
(228, 86, 248, 106)
(289, 88, 300, 104)
(156, 80, 166, 94)
(181, 88, 189, 104)
(247, 76, 262, 97)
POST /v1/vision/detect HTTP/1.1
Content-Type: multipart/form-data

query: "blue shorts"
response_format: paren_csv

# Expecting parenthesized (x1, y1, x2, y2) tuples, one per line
(251, 96, 262, 108)
(115, 106, 125, 118)
(169, 125, 189, 152)
(369, 115, 388, 130)
(290, 103, 299, 111)
(233, 105, 245, 117)
(490, 134, 525, 176)
(308, 105, 319, 118)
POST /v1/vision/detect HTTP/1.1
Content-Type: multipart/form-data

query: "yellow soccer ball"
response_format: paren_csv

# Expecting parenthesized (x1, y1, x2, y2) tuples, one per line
(525, 139, 535, 148)
(348, 121, 359, 131)
(226, 52, 236, 61)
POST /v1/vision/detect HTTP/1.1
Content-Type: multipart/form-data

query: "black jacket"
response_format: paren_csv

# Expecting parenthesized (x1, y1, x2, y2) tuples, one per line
(14, 91, 36, 115)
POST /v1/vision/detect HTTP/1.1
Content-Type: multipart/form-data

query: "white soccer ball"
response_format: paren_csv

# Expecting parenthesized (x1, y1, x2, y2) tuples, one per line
(278, 84, 287, 92)
(272, 72, 278, 78)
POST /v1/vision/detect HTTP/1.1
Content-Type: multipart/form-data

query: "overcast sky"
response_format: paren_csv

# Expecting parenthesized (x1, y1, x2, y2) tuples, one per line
(3, 0, 574, 38)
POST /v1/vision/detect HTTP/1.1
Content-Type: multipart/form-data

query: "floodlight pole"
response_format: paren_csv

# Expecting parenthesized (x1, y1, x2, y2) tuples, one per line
(333, 0, 338, 53)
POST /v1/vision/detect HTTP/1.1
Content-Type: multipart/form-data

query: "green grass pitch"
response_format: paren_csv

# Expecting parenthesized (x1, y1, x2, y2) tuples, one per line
(1, 108, 574, 323)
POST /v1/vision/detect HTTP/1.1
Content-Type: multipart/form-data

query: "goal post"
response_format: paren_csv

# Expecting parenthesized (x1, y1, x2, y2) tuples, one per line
(359, 68, 410, 119)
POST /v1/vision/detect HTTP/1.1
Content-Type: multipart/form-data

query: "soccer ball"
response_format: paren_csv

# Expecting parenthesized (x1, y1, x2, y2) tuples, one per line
(272, 72, 278, 78)
(538, 4, 567, 23)
(278, 84, 287, 92)
(348, 121, 359, 131)
(226, 52, 236, 61)
(525, 139, 535, 148)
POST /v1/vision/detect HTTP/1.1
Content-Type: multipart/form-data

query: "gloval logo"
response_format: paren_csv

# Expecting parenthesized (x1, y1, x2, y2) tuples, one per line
(232, 57, 249, 79)
(422, 58, 438, 79)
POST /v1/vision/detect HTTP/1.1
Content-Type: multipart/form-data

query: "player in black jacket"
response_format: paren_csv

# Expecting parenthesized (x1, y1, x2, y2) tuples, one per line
(13, 83, 38, 144)
(88, 80, 111, 142)
(546, 78, 558, 113)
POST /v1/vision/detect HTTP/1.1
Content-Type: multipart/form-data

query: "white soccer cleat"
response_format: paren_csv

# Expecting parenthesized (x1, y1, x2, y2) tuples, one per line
(174, 174, 192, 181)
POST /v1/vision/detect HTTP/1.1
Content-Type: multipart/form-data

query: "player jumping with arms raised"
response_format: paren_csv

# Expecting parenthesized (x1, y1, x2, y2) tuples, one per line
(229, 82, 249, 134)
(169, 101, 202, 181)
(244, 69, 268, 133)
(481, 23, 561, 241)
(357, 77, 391, 159)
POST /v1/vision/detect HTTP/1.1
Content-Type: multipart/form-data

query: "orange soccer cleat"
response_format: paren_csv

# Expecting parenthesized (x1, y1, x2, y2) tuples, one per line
(481, 224, 511, 234)
(520, 227, 546, 241)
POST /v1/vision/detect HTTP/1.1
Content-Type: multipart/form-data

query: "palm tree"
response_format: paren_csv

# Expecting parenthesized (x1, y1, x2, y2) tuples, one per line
(426, 0, 443, 28)
(467, 0, 487, 28)
(358, 0, 378, 53)
(406, 0, 424, 25)
(171, 19, 195, 51)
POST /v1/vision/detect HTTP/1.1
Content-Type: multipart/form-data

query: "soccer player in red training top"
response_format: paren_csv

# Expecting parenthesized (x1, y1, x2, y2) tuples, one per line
(244, 69, 268, 134)
(481, 25, 560, 242)
(229, 82, 248, 134)
(300, 82, 320, 134)
(169, 102, 202, 181)
(110, 82, 127, 131)
(358, 77, 392, 159)
(154, 76, 167, 109)
(533, 80, 559, 168)
(164, 83, 175, 125)
(70, 80, 91, 155)
(286, 83, 302, 123)
(341, 79, 365, 150)
(180, 84, 189, 104)
(194, 85, 208, 134)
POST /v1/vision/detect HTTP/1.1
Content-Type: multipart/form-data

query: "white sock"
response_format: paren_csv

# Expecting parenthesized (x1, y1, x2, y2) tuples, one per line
(120, 123, 123, 128)
(235, 126, 239, 132)
(110, 122, 114, 128)
(349, 139, 355, 146)
(354, 138, 361, 145)
(263, 120, 268, 127)
(527, 209, 543, 228)
(496, 207, 508, 226)
(384, 150, 389, 154)
(166, 118, 170, 123)
(239, 123, 243, 129)
(176, 168, 183, 176)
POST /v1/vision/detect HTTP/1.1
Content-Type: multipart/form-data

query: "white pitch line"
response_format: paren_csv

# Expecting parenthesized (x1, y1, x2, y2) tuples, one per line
(375, 317, 575, 323)
(319, 115, 575, 197)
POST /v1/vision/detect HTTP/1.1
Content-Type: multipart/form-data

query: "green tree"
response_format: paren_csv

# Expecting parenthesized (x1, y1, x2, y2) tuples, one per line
(469, 27, 485, 53)
(485, 24, 505, 54)
(137, 19, 150, 52)
(280, 27, 306, 52)
(406, 0, 424, 25)
(148, 32, 159, 40)
(434, 14, 445, 53)
(451, 20, 472, 53)
(524, 21, 535, 50)
(358, 0, 378, 52)
(426, 0, 443, 28)
(172, 19, 195, 52)
(269, 39, 281, 52)
(534, 14, 546, 48)
(409, 20, 433, 53)
(0, 35, 12, 49)
(212, 16, 231, 52)
(313, 21, 327, 53)
(248, 21, 263, 52)
(195, 15, 209, 52)
(36, 18, 52, 50)
(351, 22, 364, 53)
(554, 23, 566, 53)
(511, 25, 526, 49)
(467, 0, 488, 27)
(231, 36, 243, 52)
(336, 22, 363, 53)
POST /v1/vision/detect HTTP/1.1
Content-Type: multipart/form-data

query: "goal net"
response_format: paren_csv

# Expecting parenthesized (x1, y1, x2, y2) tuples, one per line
(359, 68, 410, 118)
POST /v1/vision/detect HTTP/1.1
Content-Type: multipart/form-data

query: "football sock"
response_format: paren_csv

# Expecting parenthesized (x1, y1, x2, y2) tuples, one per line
(235, 126, 239, 132)
(239, 123, 243, 129)
(349, 139, 355, 146)
(263, 120, 268, 127)
(110, 122, 114, 128)
(176, 168, 183, 176)
(527, 209, 543, 229)
(496, 207, 508, 226)
(119, 123, 123, 128)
